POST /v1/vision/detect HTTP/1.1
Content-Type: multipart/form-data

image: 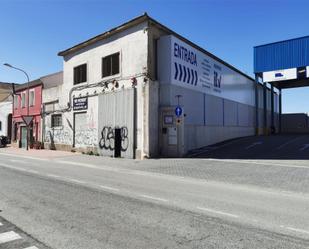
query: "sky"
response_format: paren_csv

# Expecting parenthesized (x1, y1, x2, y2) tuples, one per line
(0, 0, 309, 113)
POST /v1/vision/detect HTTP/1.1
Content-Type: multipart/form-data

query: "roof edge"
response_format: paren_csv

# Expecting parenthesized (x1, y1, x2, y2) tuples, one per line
(147, 16, 254, 82)
(254, 35, 309, 49)
(58, 12, 254, 82)
(58, 13, 149, 56)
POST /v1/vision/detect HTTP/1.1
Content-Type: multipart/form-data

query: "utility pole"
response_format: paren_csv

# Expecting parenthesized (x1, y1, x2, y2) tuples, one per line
(4, 63, 30, 150)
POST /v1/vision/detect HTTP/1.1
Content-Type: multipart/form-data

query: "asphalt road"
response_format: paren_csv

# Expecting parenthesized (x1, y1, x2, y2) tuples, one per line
(0, 151, 308, 248)
(189, 134, 309, 159)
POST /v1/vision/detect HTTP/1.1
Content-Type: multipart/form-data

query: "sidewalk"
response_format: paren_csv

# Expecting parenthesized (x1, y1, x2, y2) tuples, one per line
(0, 146, 80, 160)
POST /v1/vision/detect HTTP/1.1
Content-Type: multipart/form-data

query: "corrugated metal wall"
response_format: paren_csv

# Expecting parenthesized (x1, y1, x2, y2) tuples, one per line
(254, 36, 309, 73)
(98, 89, 134, 158)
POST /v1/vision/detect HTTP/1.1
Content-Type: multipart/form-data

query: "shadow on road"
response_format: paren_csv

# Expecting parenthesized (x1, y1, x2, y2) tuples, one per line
(187, 134, 309, 160)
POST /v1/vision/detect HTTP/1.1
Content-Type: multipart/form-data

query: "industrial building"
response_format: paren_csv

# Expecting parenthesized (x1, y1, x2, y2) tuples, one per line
(42, 13, 278, 158)
(254, 35, 309, 135)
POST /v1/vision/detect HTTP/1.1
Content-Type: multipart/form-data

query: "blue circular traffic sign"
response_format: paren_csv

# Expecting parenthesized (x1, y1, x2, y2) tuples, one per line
(175, 106, 182, 117)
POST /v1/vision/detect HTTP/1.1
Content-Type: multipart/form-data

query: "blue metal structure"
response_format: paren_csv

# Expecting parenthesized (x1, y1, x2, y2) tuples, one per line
(254, 36, 309, 73)
(254, 35, 309, 136)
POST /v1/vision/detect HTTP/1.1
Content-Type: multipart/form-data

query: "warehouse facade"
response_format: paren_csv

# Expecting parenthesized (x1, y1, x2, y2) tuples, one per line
(44, 13, 278, 158)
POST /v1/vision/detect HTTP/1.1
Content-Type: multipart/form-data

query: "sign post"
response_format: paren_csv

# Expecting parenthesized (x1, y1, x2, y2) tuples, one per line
(22, 115, 33, 150)
(175, 106, 182, 117)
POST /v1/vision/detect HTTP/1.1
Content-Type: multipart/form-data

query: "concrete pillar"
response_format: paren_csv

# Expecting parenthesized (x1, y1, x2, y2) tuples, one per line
(255, 74, 259, 135)
(279, 89, 282, 133)
(271, 84, 275, 132)
(263, 82, 267, 135)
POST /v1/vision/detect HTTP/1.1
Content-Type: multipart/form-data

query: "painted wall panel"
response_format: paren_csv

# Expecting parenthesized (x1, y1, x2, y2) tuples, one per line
(224, 99, 238, 126)
(158, 35, 255, 106)
(254, 36, 309, 73)
(205, 95, 223, 126)
(98, 89, 134, 158)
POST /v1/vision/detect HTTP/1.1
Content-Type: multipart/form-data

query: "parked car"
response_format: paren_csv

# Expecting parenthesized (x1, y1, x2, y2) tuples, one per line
(0, 136, 8, 148)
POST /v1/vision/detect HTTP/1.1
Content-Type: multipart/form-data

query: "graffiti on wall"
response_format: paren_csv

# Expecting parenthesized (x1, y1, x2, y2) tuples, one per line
(75, 128, 98, 147)
(45, 129, 72, 145)
(99, 126, 129, 151)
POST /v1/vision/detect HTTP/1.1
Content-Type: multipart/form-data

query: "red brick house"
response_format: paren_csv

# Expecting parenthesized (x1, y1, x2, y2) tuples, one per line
(12, 79, 43, 148)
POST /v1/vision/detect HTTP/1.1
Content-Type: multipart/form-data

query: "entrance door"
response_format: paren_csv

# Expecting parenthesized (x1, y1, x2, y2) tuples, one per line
(114, 128, 121, 158)
(73, 112, 87, 147)
(21, 126, 27, 148)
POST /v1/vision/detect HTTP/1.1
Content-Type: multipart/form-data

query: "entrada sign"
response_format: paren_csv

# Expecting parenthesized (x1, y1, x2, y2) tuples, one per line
(73, 97, 88, 111)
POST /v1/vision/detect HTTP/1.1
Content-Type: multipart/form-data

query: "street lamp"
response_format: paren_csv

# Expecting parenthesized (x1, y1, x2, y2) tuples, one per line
(3, 63, 31, 150)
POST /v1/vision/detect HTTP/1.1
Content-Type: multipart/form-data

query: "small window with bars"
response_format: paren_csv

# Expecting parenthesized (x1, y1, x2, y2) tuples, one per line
(51, 114, 62, 128)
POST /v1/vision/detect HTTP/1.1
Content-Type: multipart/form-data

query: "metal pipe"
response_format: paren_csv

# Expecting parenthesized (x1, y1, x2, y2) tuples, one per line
(255, 74, 259, 135)
(271, 84, 274, 132)
(263, 82, 267, 135)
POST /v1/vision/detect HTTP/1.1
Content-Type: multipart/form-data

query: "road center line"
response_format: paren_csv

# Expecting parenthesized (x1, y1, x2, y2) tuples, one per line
(0, 231, 22, 244)
(99, 185, 120, 192)
(138, 194, 168, 202)
(23, 246, 39, 249)
(197, 206, 239, 218)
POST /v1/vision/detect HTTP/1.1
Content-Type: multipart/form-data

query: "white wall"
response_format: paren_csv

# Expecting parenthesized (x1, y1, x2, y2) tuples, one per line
(53, 21, 149, 156)
(0, 100, 12, 137)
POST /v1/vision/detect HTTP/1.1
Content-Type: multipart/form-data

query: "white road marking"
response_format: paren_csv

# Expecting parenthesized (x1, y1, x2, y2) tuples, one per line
(197, 206, 239, 218)
(280, 225, 309, 235)
(0, 163, 41, 175)
(138, 194, 168, 202)
(276, 136, 303, 150)
(67, 179, 86, 184)
(0, 231, 22, 244)
(47, 174, 61, 178)
(25, 169, 39, 174)
(0, 152, 48, 161)
(245, 141, 262, 150)
(0, 222, 2, 226)
(99, 185, 119, 192)
(300, 144, 309, 151)
(23, 246, 39, 249)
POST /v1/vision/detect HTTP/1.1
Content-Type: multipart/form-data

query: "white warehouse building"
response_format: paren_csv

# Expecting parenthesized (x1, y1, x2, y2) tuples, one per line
(44, 13, 277, 159)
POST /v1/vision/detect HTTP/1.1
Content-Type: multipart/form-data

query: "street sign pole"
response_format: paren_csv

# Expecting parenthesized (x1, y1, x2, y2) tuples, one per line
(22, 115, 33, 150)
(27, 126, 29, 151)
